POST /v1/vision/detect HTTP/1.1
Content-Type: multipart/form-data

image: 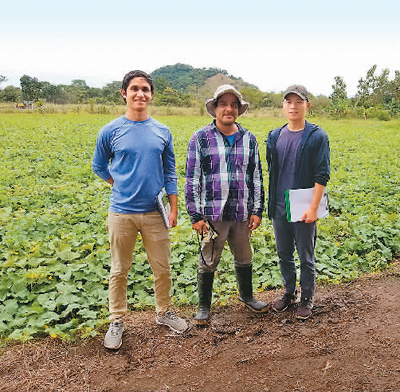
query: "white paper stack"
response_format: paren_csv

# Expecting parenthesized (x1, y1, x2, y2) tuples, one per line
(284, 187, 329, 222)
(155, 188, 171, 229)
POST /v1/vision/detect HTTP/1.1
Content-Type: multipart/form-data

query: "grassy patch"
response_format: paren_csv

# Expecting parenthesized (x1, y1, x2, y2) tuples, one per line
(1, 114, 399, 341)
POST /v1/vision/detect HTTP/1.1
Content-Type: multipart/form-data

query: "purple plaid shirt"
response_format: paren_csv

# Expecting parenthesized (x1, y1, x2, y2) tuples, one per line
(185, 121, 265, 223)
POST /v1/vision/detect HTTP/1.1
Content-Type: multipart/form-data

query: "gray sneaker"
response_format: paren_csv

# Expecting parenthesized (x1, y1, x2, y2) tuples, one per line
(156, 311, 188, 333)
(104, 321, 124, 349)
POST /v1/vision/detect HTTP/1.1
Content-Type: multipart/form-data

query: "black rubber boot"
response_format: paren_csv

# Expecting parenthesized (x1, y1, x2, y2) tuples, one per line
(194, 271, 214, 325)
(235, 265, 268, 313)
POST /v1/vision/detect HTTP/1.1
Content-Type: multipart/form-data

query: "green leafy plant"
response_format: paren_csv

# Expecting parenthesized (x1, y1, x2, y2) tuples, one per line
(1, 114, 399, 341)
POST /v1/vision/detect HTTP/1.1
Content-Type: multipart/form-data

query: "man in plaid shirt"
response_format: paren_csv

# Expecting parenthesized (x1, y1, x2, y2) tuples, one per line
(185, 85, 268, 325)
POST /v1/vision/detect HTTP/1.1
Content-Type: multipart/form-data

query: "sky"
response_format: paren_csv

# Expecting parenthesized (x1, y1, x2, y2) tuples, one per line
(1, 0, 400, 97)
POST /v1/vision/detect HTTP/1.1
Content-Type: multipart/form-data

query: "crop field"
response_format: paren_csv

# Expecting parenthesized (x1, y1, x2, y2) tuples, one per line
(0, 113, 399, 341)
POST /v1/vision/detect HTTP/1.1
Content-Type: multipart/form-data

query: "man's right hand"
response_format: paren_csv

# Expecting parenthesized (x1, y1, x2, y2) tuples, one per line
(192, 220, 208, 235)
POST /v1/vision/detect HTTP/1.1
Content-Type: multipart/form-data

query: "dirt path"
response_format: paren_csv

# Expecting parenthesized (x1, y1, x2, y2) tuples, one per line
(1, 262, 400, 392)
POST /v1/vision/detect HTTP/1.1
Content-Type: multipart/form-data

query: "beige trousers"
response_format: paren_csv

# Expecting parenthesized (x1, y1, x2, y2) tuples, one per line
(198, 220, 253, 272)
(106, 211, 172, 321)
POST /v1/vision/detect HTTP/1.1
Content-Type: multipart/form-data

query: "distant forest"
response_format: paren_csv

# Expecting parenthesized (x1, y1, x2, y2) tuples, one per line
(1, 63, 399, 119)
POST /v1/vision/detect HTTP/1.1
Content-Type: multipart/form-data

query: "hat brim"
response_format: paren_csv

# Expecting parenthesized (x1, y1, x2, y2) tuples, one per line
(205, 98, 249, 118)
(283, 91, 308, 101)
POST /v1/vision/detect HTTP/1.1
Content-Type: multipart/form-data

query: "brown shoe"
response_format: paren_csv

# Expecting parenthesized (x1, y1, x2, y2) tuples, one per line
(296, 297, 313, 320)
(272, 291, 298, 312)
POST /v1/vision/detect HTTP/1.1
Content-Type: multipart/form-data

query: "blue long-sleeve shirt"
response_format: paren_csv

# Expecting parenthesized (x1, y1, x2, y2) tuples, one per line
(92, 116, 178, 214)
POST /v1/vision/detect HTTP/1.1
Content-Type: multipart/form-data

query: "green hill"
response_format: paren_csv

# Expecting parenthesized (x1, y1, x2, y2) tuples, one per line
(150, 63, 257, 92)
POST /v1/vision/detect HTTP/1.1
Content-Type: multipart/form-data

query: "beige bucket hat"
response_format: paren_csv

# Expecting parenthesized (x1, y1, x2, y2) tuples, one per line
(205, 84, 249, 118)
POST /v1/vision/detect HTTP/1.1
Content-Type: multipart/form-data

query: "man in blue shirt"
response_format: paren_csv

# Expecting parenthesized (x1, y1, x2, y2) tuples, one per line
(93, 70, 188, 349)
(266, 85, 330, 320)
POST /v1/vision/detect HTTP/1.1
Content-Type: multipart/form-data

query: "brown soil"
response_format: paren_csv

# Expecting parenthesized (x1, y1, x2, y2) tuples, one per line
(1, 262, 400, 392)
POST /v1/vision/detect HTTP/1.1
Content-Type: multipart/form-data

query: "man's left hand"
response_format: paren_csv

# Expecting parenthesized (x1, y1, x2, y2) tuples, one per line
(300, 208, 318, 223)
(168, 211, 178, 228)
(248, 215, 261, 232)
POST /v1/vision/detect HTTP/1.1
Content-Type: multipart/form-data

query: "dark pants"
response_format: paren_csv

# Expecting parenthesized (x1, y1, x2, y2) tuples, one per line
(272, 217, 317, 298)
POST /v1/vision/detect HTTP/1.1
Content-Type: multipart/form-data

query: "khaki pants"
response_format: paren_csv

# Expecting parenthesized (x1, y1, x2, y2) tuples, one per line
(106, 211, 172, 321)
(198, 220, 253, 272)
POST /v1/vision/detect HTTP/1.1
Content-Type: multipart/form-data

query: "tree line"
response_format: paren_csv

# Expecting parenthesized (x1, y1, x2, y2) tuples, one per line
(328, 65, 400, 120)
(0, 76, 123, 106)
(1, 64, 399, 119)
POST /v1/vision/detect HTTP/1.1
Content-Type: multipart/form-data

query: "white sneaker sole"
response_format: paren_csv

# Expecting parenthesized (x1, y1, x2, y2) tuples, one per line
(156, 318, 188, 334)
(104, 339, 123, 350)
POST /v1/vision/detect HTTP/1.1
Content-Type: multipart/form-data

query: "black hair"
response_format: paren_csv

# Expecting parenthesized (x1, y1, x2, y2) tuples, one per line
(121, 70, 154, 95)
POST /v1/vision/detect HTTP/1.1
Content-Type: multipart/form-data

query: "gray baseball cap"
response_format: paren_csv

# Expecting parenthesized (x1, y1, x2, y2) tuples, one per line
(283, 85, 309, 101)
(205, 84, 249, 118)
